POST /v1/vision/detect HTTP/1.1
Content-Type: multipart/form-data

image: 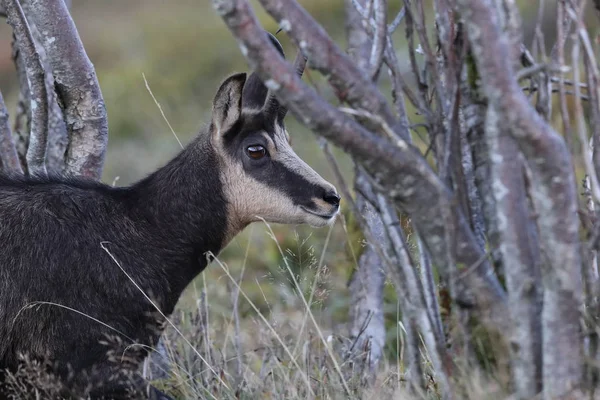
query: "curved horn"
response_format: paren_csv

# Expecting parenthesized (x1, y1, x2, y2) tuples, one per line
(276, 49, 307, 123)
(242, 31, 285, 110)
(264, 48, 307, 125)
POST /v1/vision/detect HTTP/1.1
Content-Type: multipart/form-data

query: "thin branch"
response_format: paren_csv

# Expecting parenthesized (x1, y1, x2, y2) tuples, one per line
(4, 0, 48, 177)
(0, 90, 22, 174)
(516, 63, 569, 81)
(416, 233, 445, 344)
(368, 0, 386, 80)
(556, 0, 573, 151)
(343, 1, 386, 378)
(550, 0, 573, 62)
(387, 7, 405, 34)
(403, 2, 430, 115)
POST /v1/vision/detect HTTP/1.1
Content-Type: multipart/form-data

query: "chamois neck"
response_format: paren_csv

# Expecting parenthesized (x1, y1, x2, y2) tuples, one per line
(129, 134, 230, 267)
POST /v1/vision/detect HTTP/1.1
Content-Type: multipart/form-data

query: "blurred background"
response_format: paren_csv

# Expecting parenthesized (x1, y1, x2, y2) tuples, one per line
(0, 0, 585, 377)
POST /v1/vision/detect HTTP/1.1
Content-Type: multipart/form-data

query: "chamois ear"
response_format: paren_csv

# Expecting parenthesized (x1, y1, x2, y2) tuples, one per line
(242, 31, 285, 111)
(211, 72, 247, 135)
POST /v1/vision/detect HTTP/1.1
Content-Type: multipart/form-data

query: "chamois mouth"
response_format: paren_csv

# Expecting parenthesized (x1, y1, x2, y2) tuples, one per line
(300, 205, 338, 220)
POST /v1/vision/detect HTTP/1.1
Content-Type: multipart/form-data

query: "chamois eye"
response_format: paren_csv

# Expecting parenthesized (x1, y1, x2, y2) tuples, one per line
(247, 145, 267, 160)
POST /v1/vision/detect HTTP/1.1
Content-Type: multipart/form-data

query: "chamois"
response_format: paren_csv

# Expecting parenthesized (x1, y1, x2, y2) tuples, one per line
(0, 33, 340, 399)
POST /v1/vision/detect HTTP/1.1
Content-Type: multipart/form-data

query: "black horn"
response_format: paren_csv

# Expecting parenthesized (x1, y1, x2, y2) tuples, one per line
(246, 31, 307, 126)
(275, 49, 307, 123)
(241, 31, 285, 110)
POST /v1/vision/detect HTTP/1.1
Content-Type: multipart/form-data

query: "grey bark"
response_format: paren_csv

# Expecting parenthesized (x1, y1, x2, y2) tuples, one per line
(461, 81, 502, 274)
(344, 0, 386, 375)
(417, 235, 445, 346)
(0, 90, 22, 173)
(460, 126, 486, 251)
(9, 0, 70, 174)
(25, 0, 108, 179)
(4, 0, 48, 177)
(346, 208, 386, 375)
(367, 0, 386, 79)
(12, 32, 30, 172)
(486, 109, 543, 398)
(21, 0, 68, 173)
(457, 0, 584, 396)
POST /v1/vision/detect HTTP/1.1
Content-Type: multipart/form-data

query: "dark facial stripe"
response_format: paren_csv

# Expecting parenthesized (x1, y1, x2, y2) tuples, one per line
(246, 159, 324, 208)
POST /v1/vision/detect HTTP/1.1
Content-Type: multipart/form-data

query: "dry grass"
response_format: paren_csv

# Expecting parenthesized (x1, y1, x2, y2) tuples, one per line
(0, 218, 515, 400)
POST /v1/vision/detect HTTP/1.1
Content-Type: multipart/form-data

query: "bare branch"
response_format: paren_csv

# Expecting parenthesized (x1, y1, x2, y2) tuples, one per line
(0, 90, 23, 174)
(213, 0, 510, 336)
(368, 0, 386, 79)
(515, 63, 568, 81)
(23, 0, 108, 179)
(461, 73, 504, 279)
(255, 0, 406, 139)
(4, 0, 48, 177)
(387, 6, 405, 34)
(417, 233, 445, 344)
(556, 0, 573, 152)
(486, 108, 543, 398)
(457, 0, 584, 395)
(346, 190, 387, 375)
(343, 0, 386, 377)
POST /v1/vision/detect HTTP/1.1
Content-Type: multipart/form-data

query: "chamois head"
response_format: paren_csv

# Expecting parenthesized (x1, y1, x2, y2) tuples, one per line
(207, 34, 340, 233)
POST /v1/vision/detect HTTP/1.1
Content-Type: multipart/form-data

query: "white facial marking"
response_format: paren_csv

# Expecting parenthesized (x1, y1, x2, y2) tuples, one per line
(215, 123, 339, 247)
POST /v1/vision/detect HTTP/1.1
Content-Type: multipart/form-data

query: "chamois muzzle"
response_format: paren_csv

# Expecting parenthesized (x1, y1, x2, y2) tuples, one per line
(322, 189, 341, 207)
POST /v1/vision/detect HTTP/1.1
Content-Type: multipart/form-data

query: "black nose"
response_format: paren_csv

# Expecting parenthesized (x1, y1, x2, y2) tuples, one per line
(323, 190, 341, 207)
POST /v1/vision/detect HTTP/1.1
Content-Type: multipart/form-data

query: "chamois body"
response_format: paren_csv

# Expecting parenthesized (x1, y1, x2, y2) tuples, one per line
(0, 34, 340, 399)
(0, 133, 228, 397)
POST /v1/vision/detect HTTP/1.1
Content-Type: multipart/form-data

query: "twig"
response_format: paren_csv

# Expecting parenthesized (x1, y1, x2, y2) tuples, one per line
(388, 7, 405, 34)
(516, 63, 570, 81)
(556, 0, 573, 151)
(416, 233, 445, 345)
(4, 0, 48, 177)
(403, 3, 430, 115)
(368, 0, 386, 80)
(550, 0, 573, 62)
